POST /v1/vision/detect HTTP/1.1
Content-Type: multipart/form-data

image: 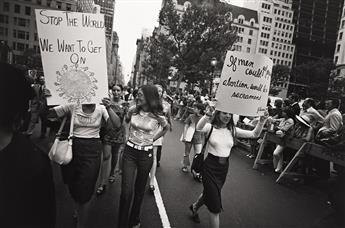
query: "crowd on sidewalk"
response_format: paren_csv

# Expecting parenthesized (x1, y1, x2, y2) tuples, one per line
(1, 62, 344, 228)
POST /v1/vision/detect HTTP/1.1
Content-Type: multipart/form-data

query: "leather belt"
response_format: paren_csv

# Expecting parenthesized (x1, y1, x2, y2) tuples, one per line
(126, 141, 153, 151)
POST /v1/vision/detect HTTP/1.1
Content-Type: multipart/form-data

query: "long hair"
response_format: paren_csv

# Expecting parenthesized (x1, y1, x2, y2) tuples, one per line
(135, 85, 163, 116)
(211, 111, 236, 139)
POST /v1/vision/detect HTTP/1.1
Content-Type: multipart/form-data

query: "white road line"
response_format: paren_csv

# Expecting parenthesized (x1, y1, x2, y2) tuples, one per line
(152, 176, 171, 228)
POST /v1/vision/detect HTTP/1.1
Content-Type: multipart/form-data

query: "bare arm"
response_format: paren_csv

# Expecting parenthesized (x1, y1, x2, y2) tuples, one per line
(153, 124, 169, 142)
(105, 107, 121, 129)
(196, 115, 211, 131)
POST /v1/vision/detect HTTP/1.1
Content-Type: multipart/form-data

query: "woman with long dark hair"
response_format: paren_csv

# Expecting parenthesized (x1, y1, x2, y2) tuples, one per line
(190, 105, 268, 228)
(119, 85, 169, 228)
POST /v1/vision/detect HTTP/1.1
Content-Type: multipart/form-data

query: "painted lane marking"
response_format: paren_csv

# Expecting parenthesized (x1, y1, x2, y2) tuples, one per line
(152, 176, 171, 228)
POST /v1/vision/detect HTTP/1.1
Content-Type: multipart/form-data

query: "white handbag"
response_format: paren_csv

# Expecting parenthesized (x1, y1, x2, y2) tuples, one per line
(48, 108, 75, 165)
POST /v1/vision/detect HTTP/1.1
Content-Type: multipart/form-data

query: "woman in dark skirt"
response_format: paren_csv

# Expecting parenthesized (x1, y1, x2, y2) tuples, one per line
(48, 99, 121, 228)
(190, 105, 268, 228)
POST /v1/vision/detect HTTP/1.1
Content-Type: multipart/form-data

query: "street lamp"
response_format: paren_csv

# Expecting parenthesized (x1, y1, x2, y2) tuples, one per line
(210, 57, 218, 96)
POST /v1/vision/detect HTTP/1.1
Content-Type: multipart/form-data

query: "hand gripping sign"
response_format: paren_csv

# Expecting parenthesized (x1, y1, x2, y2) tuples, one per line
(215, 51, 273, 116)
(35, 9, 108, 105)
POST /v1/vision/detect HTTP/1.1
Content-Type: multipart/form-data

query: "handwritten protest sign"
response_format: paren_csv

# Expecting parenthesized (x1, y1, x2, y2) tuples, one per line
(35, 9, 108, 105)
(215, 51, 272, 116)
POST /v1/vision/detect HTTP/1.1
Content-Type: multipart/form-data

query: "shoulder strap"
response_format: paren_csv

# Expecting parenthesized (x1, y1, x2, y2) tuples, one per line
(206, 125, 214, 142)
(201, 125, 213, 154)
(56, 116, 68, 137)
(68, 106, 76, 139)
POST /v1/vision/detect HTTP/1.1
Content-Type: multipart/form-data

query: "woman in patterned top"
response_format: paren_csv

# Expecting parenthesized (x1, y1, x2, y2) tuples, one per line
(118, 85, 169, 228)
(96, 84, 128, 195)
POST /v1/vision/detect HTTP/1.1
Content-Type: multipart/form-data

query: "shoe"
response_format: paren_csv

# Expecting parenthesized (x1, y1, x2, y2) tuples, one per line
(109, 175, 116, 183)
(132, 223, 141, 228)
(149, 185, 155, 194)
(182, 167, 188, 173)
(274, 168, 282, 173)
(189, 204, 200, 223)
(157, 162, 160, 167)
(96, 185, 106, 196)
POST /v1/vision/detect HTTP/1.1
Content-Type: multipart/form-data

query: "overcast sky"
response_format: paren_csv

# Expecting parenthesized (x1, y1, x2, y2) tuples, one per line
(113, 0, 244, 83)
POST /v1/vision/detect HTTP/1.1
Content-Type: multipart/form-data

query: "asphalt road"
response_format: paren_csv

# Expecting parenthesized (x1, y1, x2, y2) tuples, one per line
(32, 120, 338, 228)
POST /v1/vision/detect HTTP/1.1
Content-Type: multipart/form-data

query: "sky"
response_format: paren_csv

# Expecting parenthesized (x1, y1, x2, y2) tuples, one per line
(113, 0, 244, 83)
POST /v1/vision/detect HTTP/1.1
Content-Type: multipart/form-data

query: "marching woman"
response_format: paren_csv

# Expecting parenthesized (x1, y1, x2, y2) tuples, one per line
(149, 84, 172, 193)
(48, 99, 121, 228)
(189, 104, 269, 228)
(96, 84, 127, 195)
(119, 85, 169, 228)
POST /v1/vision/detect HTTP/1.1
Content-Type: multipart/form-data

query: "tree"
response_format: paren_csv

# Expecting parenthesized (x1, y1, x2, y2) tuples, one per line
(289, 58, 335, 99)
(158, 0, 237, 89)
(269, 64, 290, 96)
(142, 33, 174, 85)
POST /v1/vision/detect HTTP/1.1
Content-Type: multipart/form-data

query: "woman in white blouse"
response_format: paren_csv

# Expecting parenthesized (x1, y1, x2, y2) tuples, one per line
(189, 105, 268, 228)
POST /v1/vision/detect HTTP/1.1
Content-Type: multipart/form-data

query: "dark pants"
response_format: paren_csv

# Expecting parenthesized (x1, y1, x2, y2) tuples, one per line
(118, 146, 153, 228)
(156, 145, 162, 163)
(110, 143, 122, 175)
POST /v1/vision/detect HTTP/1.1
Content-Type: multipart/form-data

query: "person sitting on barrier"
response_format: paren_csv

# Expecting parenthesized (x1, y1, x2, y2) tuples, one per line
(314, 98, 343, 179)
(294, 114, 314, 142)
(271, 107, 295, 173)
(301, 98, 324, 128)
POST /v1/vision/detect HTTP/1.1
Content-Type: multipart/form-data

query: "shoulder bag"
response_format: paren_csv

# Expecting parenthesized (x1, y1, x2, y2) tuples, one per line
(48, 107, 75, 165)
(191, 125, 214, 175)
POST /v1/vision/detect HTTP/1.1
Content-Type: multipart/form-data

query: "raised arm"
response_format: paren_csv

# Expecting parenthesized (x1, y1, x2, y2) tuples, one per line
(236, 113, 269, 139)
(102, 98, 121, 129)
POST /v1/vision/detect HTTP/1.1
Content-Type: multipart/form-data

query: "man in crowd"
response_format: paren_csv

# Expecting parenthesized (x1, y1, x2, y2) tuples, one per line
(288, 93, 301, 117)
(26, 75, 50, 138)
(301, 98, 325, 127)
(315, 98, 343, 179)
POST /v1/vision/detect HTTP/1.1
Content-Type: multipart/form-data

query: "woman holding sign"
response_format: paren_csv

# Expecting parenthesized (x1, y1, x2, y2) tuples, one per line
(189, 102, 269, 228)
(48, 99, 121, 228)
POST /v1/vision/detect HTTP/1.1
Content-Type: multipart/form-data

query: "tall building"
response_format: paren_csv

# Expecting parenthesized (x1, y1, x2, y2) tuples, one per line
(226, 4, 260, 55)
(93, 0, 115, 39)
(77, 0, 99, 13)
(292, 0, 344, 65)
(243, 0, 296, 68)
(333, 0, 345, 79)
(0, 0, 77, 64)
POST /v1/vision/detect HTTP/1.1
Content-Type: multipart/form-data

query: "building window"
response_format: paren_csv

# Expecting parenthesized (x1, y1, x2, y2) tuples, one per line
(37, 0, 42, 5)
(25, 6, 31, 16)
(0, 15, 9, 24)
(250, 21, 254, 27)
(66, 3, 72, 10)
(16, 42, 25, 51)
(13, 29, 16, 38)
(3, 2, 9, 12)
(0, 26, 8, 36)
(339, 32, 343, 40)
(335, 56, 338, 64)
(17, 30, 26, 39)
(34, 32, 38, 41)
(248, 38, 252, 44)
(238, 18, 244, 24)
(14, 4, 20, 13)
(337, 44, 341, 52)
(249, 30, 253, 36)
(247, 47, 250, 53)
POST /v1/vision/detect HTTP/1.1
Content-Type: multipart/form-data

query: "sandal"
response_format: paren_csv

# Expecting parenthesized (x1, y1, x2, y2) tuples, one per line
(189, 204, 200, 223)
(149, 185, 155, 194)
(96, 185, 106, 196)
(182, 167, 188, 173)
(109, 175, 116, 183)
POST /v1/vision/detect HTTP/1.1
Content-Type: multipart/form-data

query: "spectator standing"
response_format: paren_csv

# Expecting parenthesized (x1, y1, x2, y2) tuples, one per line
(301, 98, 324, 127)
(288, 93, 301, 117)
(0, 63, 56, 228)
(26, 76, 50, 138)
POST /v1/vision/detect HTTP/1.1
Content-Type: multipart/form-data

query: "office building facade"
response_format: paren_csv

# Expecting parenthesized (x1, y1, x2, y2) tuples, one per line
(0, 0, 77, 64)
(93, 0, 115, 39)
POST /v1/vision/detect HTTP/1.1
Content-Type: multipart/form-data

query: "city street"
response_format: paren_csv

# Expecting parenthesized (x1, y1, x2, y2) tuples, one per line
(32, 120, 335, 228)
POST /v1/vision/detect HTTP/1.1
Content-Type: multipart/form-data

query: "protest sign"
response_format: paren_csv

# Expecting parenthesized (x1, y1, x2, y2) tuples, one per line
(215, 51, 272, 116)
(35, 9, 108, 105)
